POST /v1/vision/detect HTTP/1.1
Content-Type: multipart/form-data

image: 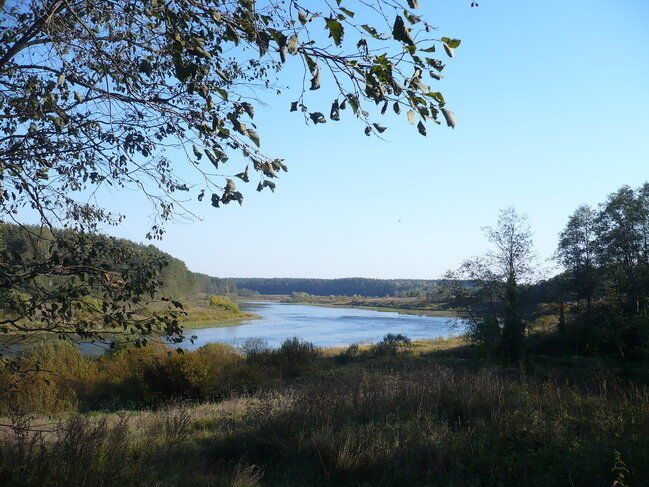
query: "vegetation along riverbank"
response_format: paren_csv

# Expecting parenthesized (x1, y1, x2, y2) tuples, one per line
(1, 334, 647, 486)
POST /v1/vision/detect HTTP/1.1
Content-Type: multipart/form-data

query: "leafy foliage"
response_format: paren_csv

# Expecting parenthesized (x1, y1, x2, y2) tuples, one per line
(0, 224, 185, 359)
(0, 0, 459, 370)
(0, 0, 459, 234)
(208, 295, 240, 313)
(555, 183, 649, 355)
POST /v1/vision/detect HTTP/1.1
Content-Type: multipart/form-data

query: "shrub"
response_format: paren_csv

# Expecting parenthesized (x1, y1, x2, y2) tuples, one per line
(241, 338, 270, 359)
(0, 341, 90, 414)
(208, 295, 240, 313)
(372, 333, 412, 357)
(336, 342, 362, 364)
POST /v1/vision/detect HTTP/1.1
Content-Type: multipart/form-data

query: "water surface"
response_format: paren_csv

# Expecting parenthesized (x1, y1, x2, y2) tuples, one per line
(182, 301, 464, 349)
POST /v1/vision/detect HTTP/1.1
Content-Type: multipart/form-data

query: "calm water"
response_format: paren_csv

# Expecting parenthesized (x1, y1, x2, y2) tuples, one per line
(181, 301, 465, 350)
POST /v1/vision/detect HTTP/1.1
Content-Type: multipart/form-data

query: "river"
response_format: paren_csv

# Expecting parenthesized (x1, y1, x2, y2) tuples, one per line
(180, 301, 465, 350)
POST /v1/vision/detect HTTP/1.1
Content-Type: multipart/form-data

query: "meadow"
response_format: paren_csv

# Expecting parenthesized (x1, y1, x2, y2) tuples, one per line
(0, 335, 647, 487)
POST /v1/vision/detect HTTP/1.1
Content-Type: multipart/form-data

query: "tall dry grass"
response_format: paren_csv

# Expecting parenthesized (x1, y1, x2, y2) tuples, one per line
(0, 338, 648, 486)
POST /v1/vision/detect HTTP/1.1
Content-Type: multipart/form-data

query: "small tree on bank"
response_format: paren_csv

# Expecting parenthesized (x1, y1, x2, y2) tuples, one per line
(446, 208, 536, 362)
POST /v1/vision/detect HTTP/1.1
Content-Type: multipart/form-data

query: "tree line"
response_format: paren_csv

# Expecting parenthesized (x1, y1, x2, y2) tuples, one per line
(555, 183, 649, 356)
(447, 183, 649, 362)
(231, 278, 445, 298)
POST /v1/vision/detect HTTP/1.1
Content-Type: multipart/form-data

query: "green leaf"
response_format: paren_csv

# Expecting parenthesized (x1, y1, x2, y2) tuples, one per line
(417, 120, 427, 136)
(298, 10, 308, 25)
(429, 92, 445, 106)
(403, 10, 421, 24)
(346, 94, 359, 114)
(235, 165, 250, 182)
(192, 144, 202, 160)
(303, 53, 318, 76)
(428, 59, 445, 72)
(361, 24, 380, 39)
(393, 102, 401, 114)
(325, 18, 344, 46)
(214, 87, 228, 100)
(443, 43, 455, 58)
(57, 73, 66, 86)
(407, 0, 420, 8)
(205, 149, 219, 169)
(340, 7, 354, 18)
(441, 37, 462, 48)
(330, 100, 340, 121)
(373, 123, 387, 133)
(392, 16, 414, 46)
(241, 102, 254, 118)
(225, 179, 236, 192)
(247, 129, 260, 147)
(309, 112, 326, 124)
(420, 46, 436, 53)
(310, 68, 321, 90)
(257, 180, 276, 193)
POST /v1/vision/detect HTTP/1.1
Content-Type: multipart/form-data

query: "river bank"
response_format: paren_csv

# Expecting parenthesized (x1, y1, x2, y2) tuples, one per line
(261, 294, 459, 318)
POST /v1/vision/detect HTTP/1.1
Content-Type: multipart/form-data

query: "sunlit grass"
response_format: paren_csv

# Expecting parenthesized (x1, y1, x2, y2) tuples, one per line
(1, 335, 648, 486)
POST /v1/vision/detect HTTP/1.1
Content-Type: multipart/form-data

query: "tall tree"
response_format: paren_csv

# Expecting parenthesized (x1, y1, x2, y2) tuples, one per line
(557, 205, 598, 311)
(556, 204, 598, 351)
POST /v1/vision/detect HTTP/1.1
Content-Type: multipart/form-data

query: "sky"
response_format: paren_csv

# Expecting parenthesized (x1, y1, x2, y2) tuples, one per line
(100, 0, 649, 279)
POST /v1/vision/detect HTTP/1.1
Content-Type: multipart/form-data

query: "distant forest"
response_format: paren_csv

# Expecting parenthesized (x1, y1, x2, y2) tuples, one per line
(1, 225, 451, 303)
(231, 278, 445, 298)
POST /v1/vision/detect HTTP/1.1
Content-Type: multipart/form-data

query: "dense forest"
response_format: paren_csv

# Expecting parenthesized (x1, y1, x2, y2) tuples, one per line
(231, 277, 445, 297)
(0, 223, 196, 302)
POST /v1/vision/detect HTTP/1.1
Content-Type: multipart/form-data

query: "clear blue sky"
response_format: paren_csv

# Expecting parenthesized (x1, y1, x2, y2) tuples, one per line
(105, 0, 649, 279)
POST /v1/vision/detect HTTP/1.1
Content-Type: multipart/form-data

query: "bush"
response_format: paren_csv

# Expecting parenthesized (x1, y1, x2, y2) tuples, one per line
(372, 333, 412, 357)
(244, 337, 320, 378)
(336, 342, 362, 364)
(0, 341, 90, 414)
(241, 338, 270, 359)
(208, 295, 240, 313)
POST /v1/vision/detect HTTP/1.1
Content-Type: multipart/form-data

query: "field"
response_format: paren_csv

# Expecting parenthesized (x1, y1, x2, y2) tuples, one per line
(1, 336, 647, 486)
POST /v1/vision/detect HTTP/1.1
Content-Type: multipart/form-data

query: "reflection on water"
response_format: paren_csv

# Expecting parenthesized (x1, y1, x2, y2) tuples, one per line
(181, 301, 465, 350)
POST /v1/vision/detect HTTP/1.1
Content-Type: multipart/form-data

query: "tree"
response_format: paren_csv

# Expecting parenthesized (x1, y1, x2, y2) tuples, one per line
(556, 204, 598, 349)
(554, 184, 649, 356)
(1, 0, 459, 236)
(446, 208, 536, 361)
(0, 0, 460, 352)
(593, 185, 649, 353)
(557, 204, 598, 312)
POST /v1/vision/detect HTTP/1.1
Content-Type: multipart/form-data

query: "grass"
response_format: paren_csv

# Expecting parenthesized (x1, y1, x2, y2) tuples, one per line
(1, 336, 649, 486)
